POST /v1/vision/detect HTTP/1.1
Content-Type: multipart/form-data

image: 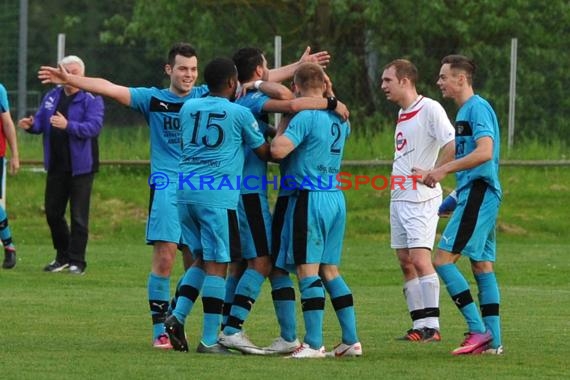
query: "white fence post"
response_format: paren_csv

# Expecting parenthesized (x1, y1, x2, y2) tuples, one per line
(57, 33, 66, 63)
(274, 36, 282, 128)
(508, 38, 518, 151)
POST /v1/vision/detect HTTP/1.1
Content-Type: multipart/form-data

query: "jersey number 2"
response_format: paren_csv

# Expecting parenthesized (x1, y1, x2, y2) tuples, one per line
(330, 122, 342, 154)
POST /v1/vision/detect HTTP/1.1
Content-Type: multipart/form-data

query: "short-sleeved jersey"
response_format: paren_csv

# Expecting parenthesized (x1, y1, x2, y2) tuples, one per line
(129, 85, 209, 182)
(0, 84, 9, 114)
(235, 90, 271, 195)
(284, 109, 350, 191)
(177, 96, 265, 209)
(454, 95, 502, 198)
(391, 96, 455, 202)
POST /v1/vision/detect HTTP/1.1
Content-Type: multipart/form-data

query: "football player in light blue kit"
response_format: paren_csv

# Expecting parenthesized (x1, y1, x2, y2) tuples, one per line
(164, 57, 269, 354)
(39, 43, 208, 349)
(271, 63, 361, 359)
(415, 54, 503, 355)
(218, 47, 350, 354)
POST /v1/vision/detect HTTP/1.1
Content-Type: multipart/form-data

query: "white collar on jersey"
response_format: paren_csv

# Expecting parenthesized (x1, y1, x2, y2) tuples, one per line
(402, 95, 424, 112)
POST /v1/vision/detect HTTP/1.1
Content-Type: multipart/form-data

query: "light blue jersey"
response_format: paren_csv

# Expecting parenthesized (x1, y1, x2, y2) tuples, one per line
(0, 84, 9, 113)
(178, 96, 265, 209)
(454, 95, 501, 198)
(235, 90, 270, 195)
(284, 110, 350, 191)
(129, 85, 209, 182)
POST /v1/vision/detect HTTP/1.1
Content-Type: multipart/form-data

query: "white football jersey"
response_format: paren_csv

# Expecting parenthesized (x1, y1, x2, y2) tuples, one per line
(391, 96, 455, 202)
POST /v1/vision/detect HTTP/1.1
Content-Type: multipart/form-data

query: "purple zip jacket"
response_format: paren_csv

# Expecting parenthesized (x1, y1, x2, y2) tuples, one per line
(26, 86, 104, 175)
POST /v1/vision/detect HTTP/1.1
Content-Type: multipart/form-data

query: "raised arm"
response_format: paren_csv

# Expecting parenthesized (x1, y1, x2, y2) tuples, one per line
(268, 46, 330, 83)
(38, 64, 131, 106)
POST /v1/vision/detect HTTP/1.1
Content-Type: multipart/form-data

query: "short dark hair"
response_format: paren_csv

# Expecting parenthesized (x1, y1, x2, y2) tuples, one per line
(383, 59, 418, 85)
(232, 47, 264, 83)
(441, 54, 476, 85)
(167, 42, 198, 66)
(204, 58, 237, 92)
(293, 62, 325, 91)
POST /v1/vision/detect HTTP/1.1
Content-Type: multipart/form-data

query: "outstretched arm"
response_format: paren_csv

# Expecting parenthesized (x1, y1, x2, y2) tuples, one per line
(38, 64, 131, 106)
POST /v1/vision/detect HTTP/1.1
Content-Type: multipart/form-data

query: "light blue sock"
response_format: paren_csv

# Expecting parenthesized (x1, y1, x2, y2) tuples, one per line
(172, 266, 206, 323)
(224, 269, 265, 335)
(201, 275, 226, 346)
(0, 206, 14, 247)
(436, 264, 486, 333)
(299, 276, 325, 349)
(324, 276, 358, 344)
(270, 274, 297, 342)
(148, 272, 170, 339)
(222, 275, 239, 327)
(476, 272, 502, 347)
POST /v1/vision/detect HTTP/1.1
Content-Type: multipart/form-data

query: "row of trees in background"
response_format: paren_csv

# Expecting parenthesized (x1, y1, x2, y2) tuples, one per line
(1, 0, 569, 144)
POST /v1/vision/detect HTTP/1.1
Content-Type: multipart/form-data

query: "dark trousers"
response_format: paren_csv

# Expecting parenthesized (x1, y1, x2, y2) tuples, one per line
(45, 171, 95, 269)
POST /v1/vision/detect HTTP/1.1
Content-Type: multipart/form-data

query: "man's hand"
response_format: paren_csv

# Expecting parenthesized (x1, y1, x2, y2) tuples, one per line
(412, 167, 447, 188)
(235, 82, 251, 99)
(38, 64, 69, 85)
(9, 157, 20, 175)
(423, 167, 447, 188)
(323, 72, 335, 97)
(322, 72, 349, 120)
(411, 168, 428, 185)
(17, 116, 34, 130)
(335, 100, 349, 121)
(298, 46, 330, 68)
(50, 111, 68, 130)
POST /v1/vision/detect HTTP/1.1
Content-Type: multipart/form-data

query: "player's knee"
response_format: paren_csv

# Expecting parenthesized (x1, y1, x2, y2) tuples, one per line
(229, 260, 247, 277)
(153, 244, 177, 274)
(470, 260, 493, 274)
(399, 259, 416, 277)
(155, 258, 174, 275)
(411, 254, 434, 274)
(250, 256, 272, 277)
(319, 265, 340, 281)
(432, 248, 458, 268)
